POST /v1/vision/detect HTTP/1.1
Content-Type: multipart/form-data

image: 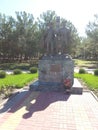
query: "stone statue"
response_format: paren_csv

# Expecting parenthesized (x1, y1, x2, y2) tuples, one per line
(43, 22, 55, 55)
(32, 17, 74, 92)
(42, 17, 71, 55)
(59, 21, 71, 54)
(54, 16, 61, 54)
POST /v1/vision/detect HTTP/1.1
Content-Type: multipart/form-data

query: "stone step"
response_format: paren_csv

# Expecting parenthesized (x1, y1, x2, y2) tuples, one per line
(29, 78, 83, 94)
(29, 80, 39, 91)
(71, 78, 83, 94)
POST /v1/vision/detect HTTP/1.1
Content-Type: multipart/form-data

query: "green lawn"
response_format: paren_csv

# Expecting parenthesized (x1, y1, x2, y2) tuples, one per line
(0, 73, 38, 89)
(74, 73, 98, 90)
(0, 71, 98, 92)
(74, 59, 98, 68)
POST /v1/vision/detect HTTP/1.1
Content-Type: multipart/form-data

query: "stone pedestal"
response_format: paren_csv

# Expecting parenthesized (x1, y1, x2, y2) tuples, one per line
(30, 54, 74, 91)
(71, 78, 83, 94)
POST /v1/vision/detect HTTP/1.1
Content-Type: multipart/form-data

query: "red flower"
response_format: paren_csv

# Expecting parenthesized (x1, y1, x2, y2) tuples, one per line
(63, 78, 71, 87)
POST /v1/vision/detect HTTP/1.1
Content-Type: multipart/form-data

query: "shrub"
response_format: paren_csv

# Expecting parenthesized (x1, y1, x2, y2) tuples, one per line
(79, 68, 86, 74)
(0, 71, 6, 78)
(94, 69, 98, 76)
(0, 63, 31, 70)
(29, 67, 37, 73)
(10, 63, 30, 70)
(13, 69, 22, 75)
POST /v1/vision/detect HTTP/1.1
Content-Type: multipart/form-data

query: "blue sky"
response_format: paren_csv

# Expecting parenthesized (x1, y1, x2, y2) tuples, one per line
(0, 0, 98, 36)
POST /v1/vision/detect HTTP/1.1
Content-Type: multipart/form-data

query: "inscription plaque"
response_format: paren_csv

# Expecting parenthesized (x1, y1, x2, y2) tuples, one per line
(50, 64, 61, 72)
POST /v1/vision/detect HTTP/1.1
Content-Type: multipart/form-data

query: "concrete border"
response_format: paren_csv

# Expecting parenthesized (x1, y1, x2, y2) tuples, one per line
(90, 91, 98, 101)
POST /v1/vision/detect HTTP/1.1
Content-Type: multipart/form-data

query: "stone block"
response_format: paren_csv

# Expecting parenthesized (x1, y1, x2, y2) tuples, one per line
(71, 78, 83, 94)
(39, 55, 74, 89)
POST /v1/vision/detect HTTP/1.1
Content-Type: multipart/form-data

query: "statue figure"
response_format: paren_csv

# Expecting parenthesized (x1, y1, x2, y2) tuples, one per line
(59, 21, 71, 54)
(54, 16, 61, 54)
(42, 17, 71, 55)
(43, 22, 55, 55)
(54, 18, 71, 54)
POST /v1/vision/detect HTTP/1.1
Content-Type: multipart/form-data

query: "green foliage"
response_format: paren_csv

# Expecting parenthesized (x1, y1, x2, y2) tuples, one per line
(79, 68, 86, 74)
(0, 71, 6, 78)
(94, 69, 98, 76)
(0, 73, 38, 89)
(29, 67, 37, 73)
(74, 73, 98, 90)
(0, 63, 13, 70)
(0, 63, 38, 70)
(13, 69, 22, 75)
(10, 63, 30, 70)
(0, 11, 38, 63)
(85, 14, 98, 60)
(0, 10, 80, 62)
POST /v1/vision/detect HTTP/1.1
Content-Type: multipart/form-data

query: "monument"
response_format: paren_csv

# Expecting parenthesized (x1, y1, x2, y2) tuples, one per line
(30, 17, 74, 92)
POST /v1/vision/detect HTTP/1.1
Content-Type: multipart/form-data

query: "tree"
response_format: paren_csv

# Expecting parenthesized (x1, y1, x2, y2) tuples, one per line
(15, 11, 38, 60)
(0, 11, 38, 62)
(0, 14, 16, 62)
(0, 10, 80, 62)
(86, 14, 98, 60)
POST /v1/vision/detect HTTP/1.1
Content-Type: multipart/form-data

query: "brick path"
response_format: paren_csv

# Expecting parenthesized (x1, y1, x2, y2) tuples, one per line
(0, 90, 98, 130)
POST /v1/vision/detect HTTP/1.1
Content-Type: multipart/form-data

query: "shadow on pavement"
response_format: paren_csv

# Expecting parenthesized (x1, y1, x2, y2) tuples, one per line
(22, 92, 70, 119)
(0, 90, 30, 113)
(0, 91, 70, 119)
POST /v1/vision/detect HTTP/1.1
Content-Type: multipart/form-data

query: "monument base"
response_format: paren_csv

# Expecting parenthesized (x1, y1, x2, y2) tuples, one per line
(30, 54, 75, 92)
(29, 78, 83, 94)
(29, 80, 65, 92)
(38, 54, 74, 90)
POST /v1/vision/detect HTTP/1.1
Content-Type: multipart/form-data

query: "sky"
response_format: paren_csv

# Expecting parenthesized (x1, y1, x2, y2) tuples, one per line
(0, 0, 98, 36)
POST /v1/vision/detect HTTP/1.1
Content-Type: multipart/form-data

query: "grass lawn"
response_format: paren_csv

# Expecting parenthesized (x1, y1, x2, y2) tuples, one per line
(74, 59, 98, 68)
(74, 73, 98, 90)
(0, 73, 38, 90)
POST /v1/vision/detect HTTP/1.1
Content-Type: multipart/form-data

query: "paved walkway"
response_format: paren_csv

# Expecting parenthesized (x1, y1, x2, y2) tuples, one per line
(0, 89, 98, 130)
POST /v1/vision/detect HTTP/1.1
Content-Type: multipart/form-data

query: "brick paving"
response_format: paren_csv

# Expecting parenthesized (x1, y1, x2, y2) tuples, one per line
(0, 90, 98, 130)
